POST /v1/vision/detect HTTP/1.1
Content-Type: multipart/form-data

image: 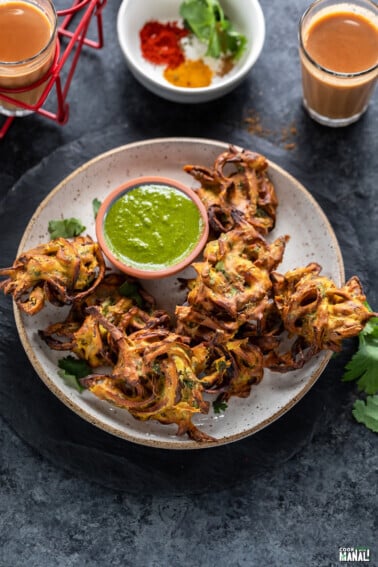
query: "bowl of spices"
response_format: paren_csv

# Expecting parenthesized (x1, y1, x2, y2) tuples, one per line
(117, 0, 265, 103)
(95, 176, 209, 279)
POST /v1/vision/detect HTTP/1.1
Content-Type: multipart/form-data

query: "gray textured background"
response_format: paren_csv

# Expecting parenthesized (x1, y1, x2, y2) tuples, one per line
(0, 1, 377, 566)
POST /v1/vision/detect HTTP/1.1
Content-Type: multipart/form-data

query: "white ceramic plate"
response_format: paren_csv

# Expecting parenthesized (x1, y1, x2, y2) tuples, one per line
(15, 138, 344, 449)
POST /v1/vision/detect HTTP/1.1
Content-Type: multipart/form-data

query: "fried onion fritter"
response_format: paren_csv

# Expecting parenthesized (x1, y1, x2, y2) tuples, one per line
(184, 145, 278, 235)
(39, 273, 170, 368)
(82, 309, 214, 443)
(176, 223, 289, 343)
(197, 338, 264, 403)
(272, 263, 375, 351)
(261, 263, 377, 372)
(0, 236, 105, 315)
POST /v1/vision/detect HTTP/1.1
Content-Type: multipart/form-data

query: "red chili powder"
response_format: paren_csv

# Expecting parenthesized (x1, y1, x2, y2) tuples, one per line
(139, 20, 189, 69)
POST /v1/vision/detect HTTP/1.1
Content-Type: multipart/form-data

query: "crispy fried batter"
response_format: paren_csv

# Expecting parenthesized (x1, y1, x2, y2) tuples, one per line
(272, 263, 375, 349)
(184, 145, 278, 235)
(176, 223, 288, 342)
(82, 309, 214, 443)
(39, 273, 169, 368)
(198, 338, 264, 402)
(262, 263, 377, 372)
(0, 236, 105, 315)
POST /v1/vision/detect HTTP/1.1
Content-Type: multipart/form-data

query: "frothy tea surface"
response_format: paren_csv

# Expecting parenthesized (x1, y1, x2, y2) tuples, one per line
(304, 10, 378, 74)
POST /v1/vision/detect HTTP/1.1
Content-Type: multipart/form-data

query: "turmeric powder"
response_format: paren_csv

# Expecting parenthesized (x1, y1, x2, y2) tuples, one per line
(163, 59, 213, 88)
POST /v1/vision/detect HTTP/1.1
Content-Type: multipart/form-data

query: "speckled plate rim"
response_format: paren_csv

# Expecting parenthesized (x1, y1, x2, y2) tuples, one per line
(13, 137, 344, 450)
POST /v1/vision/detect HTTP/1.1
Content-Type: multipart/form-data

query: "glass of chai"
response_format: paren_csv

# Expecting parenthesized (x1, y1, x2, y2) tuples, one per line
(299, 0, 378, 127)
(0, 0, 58, 116)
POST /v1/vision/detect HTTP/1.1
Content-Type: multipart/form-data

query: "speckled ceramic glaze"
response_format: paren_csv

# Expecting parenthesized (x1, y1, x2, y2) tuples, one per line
(117, 0, 265, 103)
(15, 138, 344, 449)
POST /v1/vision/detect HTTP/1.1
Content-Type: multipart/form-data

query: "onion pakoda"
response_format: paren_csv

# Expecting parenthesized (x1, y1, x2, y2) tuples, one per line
(263, 263, 377, 372)
(176, 223, 288, 343)
(39, 273, 169, 368)
(0, 236, 105, 315)
(184, 145, 278, 235)
(82, 309, 214, 443)
(196, 338, 264, 403)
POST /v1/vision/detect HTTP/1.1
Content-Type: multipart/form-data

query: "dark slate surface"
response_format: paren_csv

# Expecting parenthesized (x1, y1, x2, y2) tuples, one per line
(0, 1, 377, 566)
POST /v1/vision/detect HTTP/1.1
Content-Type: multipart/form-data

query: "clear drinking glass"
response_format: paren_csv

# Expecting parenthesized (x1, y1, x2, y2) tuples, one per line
(299, 0, 378, 127)
(0, 0, 58, 116)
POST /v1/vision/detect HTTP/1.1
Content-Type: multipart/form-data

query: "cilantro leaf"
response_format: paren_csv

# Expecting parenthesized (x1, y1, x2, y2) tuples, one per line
(342, 308, 378, 395)
(180, 0, 247, 60)
(58, 355, 91, 378)
(92, 198, 102, 219)
(352, 396, 378, 433)
(58, 355, 91, 392)
(119, 280, 143, 307)
(48, 218, 86, 239)
(213, 399, 228, 413)
(180, 0, 215, 43)
(58, 369, 84, 392)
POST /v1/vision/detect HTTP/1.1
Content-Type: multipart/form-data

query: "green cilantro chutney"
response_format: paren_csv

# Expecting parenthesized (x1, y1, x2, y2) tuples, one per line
(103, 183, 204, 270)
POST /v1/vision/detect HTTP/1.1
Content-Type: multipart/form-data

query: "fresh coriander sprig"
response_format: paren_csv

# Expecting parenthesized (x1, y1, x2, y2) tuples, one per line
(119, 280, 144, 307)
(48, 218, 86, 239)
(92, 198, 102, 219)
(342, 307, 378, 394)
(342, 304, 378, 433)
(58, 355, 91, 392)
(213, 399, 228, 414)
(180, 0, 247, 60)
(352, 395, 378, 433)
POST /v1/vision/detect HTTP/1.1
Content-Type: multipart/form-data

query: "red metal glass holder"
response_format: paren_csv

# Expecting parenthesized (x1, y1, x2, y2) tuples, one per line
(0, 0, 107, 139)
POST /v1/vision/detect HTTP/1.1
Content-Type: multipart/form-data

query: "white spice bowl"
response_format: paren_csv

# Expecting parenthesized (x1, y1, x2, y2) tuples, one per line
(117, 0, 265, 103)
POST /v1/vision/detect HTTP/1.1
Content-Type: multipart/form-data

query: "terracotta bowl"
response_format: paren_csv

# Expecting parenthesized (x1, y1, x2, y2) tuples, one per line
(95, 175, 209, 279)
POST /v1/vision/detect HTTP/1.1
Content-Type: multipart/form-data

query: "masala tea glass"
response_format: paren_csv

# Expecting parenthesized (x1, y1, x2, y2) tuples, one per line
(0, 0, 58, 116)
(299, 0, 378, 127)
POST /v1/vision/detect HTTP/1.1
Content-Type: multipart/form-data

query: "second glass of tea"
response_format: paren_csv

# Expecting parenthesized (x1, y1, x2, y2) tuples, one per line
(299, 0, 378, 127)
(0, 0, 58, 116)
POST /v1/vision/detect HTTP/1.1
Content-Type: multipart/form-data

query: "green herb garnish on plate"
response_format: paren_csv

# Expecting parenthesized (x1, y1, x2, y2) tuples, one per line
(58, 355, 91, 392)
(48, 217, 86, 239)
(92, 198, 102, 219)
(213, 399, 228, 414)
(119, 280, 144, 307)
